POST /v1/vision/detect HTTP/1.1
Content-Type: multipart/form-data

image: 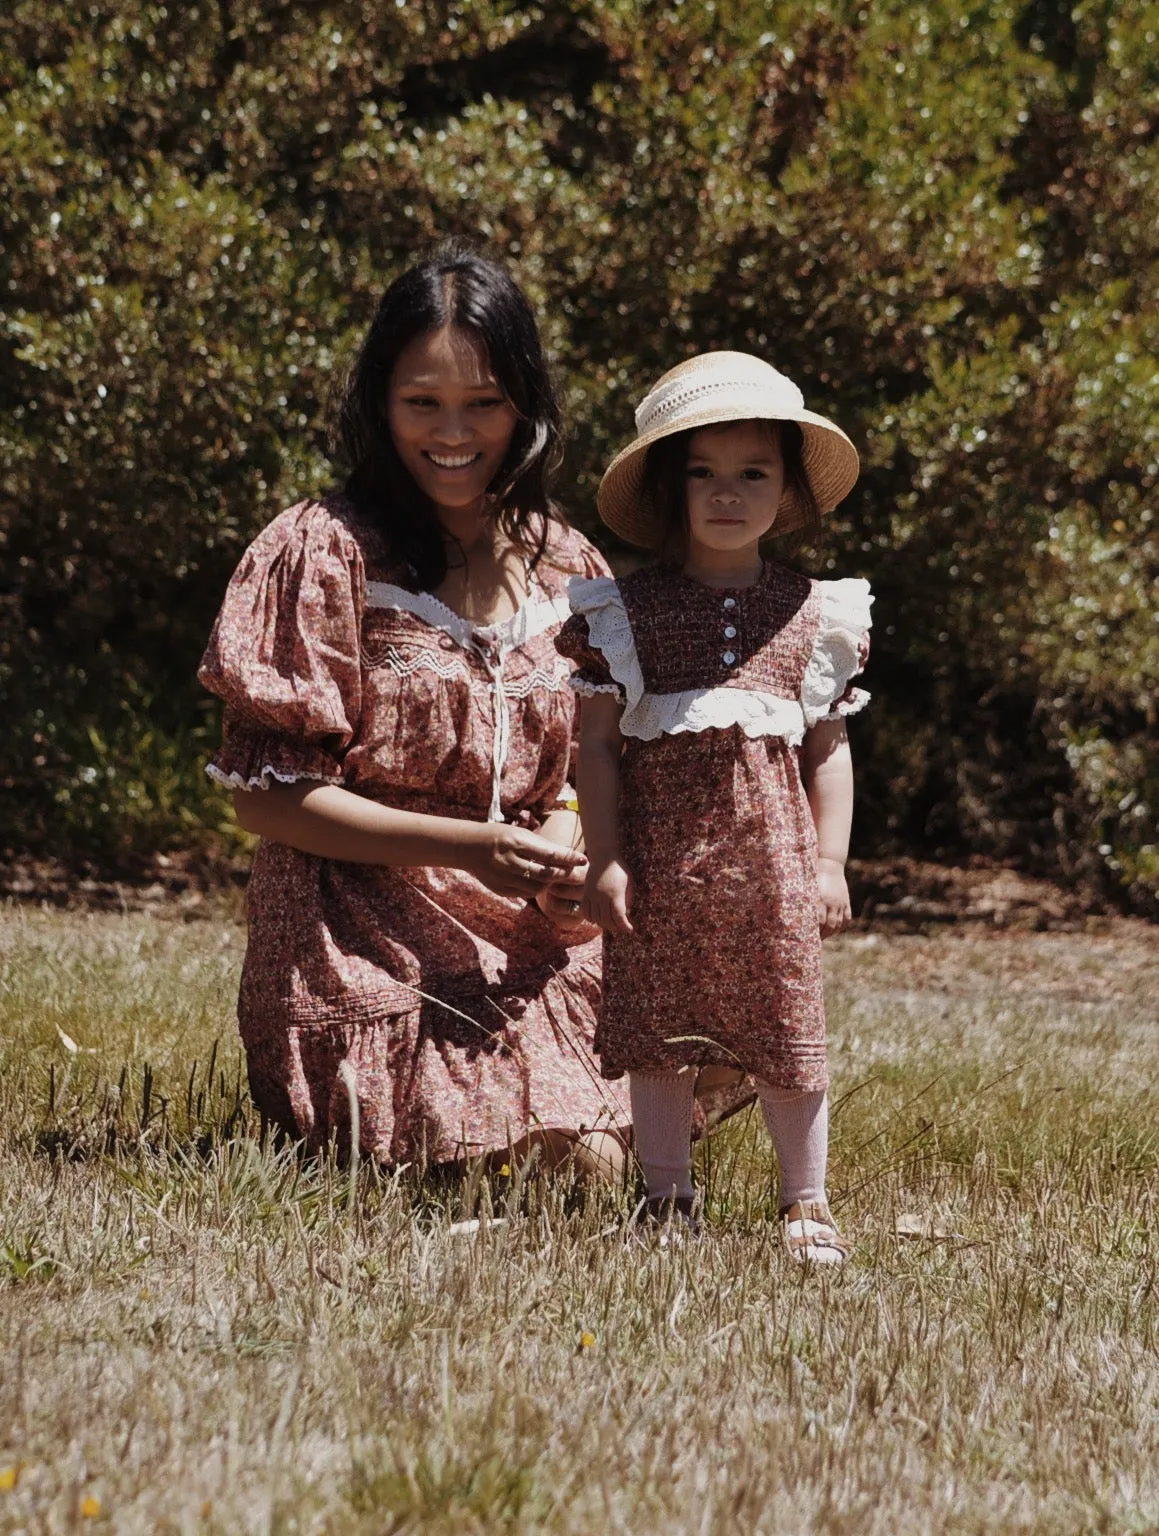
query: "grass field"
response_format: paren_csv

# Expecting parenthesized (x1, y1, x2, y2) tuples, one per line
(1, 900, 1158, 1535)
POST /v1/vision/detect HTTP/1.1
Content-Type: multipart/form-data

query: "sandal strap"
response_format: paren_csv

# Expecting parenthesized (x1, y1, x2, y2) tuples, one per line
(781, 1200, 849, 1259)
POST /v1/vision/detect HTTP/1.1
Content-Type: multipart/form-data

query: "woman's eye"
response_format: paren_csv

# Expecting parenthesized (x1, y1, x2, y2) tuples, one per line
(470, 397, 507, 409)
(404, 395, 437, 408)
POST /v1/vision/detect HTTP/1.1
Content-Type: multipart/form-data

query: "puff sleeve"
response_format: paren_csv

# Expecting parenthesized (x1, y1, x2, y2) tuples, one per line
(800, 578, 873, 728)
(198, 501, 365, 789)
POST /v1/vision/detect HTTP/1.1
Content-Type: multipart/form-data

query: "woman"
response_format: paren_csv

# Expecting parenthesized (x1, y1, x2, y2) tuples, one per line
(199, 241, 630, 1174)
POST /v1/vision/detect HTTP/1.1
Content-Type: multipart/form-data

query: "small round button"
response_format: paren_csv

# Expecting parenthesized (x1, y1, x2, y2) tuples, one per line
(723, 650, 736, 666)
(722, 597, 737, 609)
(724, 625, 737, 639)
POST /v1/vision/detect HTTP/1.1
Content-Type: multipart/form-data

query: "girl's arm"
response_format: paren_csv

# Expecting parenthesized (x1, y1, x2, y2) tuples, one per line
(575, 694, 633, 933)
(232, 782, 584, 901)
(799, 716, 855, 938)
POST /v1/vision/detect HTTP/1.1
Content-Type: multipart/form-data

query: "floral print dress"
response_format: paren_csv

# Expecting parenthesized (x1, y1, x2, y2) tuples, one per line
(199, 496, 630, 1165)
(555, 561, 872, 1091)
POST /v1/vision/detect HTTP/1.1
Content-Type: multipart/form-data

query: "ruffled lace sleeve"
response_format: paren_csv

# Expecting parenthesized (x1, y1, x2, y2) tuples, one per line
(197, 501, 365, 789)
(800, 577, 873, 729)
(554, 577, 634, 703)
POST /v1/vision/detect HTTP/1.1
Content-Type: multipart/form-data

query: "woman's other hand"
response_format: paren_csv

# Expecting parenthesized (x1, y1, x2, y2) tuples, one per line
(536, 865, 600, 937)
(582, 858, 634, 935)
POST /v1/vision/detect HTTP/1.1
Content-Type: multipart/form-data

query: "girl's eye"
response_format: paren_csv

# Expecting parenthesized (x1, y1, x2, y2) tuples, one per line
(741, 468, 767, 480)
(687, 466, 712, 479)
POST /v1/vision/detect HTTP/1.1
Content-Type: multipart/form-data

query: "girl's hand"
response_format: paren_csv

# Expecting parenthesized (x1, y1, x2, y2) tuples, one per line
(462, 824, 586, 901)
(536, 865, 601, 939)
(817, 856, 852, 939)
(582, 858, 634, 934)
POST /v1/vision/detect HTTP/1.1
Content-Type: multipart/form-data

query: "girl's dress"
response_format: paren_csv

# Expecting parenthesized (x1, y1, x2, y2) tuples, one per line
(199, 496, 630, 1165)
(555, 561, 871, 1090)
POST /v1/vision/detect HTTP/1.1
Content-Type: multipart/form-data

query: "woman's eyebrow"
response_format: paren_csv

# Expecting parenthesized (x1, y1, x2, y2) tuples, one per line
(394, 373, 502, 390)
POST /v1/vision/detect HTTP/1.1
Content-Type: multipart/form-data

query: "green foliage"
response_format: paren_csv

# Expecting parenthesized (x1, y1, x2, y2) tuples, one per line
(1, 0, 1156, 906)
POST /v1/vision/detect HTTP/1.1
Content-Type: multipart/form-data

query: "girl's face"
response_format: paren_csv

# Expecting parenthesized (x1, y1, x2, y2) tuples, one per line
(684, 420, 785, 558)
(387, 325, 520, 516)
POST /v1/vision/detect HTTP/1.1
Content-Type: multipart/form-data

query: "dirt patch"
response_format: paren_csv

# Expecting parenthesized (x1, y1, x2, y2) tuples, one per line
(0, 850, 249, 919)
(0, 849, 1139, 935)
(847, 856, 1100, 932)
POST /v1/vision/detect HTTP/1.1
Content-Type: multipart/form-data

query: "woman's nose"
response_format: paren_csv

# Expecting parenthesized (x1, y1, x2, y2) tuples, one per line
(432, 411, 472, 444)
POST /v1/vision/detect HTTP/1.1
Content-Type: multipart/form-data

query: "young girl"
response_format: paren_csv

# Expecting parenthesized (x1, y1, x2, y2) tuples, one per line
(555, 351, 871, 1262)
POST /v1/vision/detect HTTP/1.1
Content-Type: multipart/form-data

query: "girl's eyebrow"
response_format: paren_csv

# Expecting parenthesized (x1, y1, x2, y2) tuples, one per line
(688, 452, 780, 466)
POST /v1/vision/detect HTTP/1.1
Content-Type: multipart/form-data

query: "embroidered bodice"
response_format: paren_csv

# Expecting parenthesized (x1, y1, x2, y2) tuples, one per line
(555, 562, 871, 745)
(199, 497, 609, 823)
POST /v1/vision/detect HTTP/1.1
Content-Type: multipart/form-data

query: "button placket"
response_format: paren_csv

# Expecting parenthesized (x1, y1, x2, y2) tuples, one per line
(722, 595, 738, 665)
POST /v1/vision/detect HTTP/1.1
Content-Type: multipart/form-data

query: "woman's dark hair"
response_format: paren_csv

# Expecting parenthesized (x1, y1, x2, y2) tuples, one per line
(334, 239, 565, 588)
(639, 419, 822, 562)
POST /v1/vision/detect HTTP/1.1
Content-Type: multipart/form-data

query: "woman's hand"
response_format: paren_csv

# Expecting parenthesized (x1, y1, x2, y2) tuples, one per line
(817, 856, 852, 939)
(582, 858, 634, 935)
(461, 822, 587, 901)
(536, 865, 601, 938)
(529, 805, 599, 937)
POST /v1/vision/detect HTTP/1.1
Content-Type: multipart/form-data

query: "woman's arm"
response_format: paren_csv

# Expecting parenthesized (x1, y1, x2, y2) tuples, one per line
(799, 716, 855, 938)
(232, 782, 584, 901)
(575, 694, 633, 934)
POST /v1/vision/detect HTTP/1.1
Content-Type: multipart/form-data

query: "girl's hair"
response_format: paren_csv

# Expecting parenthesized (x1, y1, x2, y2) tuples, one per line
(334, 239, 565, 588)
(639, 419, 821, 561)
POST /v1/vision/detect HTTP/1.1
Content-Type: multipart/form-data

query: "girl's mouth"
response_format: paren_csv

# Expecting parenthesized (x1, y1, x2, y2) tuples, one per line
(424, 451, 483, 470)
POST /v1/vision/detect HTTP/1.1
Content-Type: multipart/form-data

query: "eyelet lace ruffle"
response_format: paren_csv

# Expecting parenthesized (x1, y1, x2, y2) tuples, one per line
(567, 577, 808, 742)
(568, 574, 872, 743)
(800, 578, 873, 727)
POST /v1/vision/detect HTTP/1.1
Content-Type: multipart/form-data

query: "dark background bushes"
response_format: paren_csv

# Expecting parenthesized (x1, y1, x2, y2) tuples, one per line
(1, 0, 1156, 909)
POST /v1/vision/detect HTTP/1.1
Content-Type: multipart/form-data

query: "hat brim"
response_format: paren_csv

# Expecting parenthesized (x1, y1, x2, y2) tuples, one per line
(596, 403, 860, 548)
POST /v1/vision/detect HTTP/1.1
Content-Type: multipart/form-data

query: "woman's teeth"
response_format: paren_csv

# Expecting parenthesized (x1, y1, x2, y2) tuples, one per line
(427, 452, 480, 468)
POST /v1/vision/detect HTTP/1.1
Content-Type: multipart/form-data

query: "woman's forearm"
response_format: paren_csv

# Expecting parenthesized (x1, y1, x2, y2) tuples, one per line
(536, 807, 584, 856)
(800, 718, 854, 864)
(232, 781, 489, 867)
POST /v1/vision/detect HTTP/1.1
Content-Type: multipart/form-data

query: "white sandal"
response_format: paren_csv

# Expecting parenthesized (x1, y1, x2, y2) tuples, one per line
(781, 1200, 849, 1266)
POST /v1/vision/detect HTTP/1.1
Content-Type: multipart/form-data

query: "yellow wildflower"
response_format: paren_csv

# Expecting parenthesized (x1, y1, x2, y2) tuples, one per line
(81, 1494, 101, 1518)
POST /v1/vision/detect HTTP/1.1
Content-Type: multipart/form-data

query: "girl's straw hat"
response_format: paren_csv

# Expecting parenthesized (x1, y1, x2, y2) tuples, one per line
(597, 351, 860, 547)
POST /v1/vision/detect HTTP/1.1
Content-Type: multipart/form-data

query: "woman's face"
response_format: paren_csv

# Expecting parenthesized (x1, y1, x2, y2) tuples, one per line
(387, 326, 519, 517)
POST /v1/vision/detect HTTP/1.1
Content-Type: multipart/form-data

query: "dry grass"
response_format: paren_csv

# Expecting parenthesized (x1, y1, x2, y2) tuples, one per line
(1, 902, 1158, 1535)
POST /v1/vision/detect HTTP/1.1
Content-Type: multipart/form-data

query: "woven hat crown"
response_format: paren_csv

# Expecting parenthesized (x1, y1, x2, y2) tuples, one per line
(634, 353, 805, 435)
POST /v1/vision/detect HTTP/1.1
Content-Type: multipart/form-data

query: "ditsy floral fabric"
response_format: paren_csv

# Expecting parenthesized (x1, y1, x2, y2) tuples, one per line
(556, 561, 871, 1092)
(199, 496, 630, 1165)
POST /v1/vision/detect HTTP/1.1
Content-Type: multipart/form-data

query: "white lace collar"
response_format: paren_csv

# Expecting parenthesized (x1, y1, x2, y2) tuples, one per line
(364, 580, 571, 652)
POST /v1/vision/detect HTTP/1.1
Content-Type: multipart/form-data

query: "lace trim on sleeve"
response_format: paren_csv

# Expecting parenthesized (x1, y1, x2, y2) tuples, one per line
(569, 677, 626, 700)
(800, 578, 873, 728)
(205, 763, 345, 792)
